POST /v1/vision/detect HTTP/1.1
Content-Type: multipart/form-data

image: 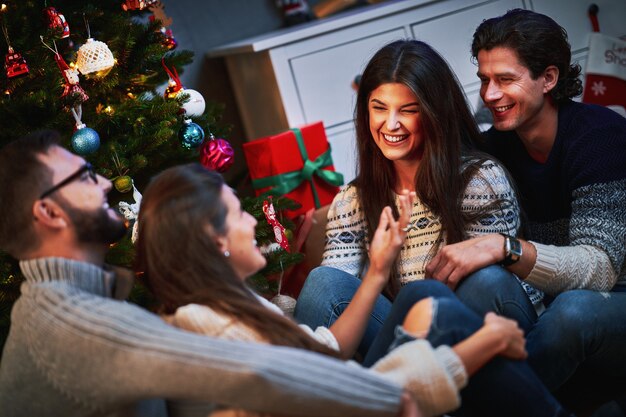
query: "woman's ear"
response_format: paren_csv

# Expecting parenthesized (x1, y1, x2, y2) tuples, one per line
(543, 65, 559, 94)
(205, 223, 228, 253)
(33, 199, 68, 229)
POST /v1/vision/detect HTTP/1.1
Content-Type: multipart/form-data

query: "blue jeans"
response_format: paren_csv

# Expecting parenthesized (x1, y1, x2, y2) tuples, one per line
(295, 265, 533, 357)
(527, 289, 626, 391)
(296, 267, 571, 417)
(451, 268, 626, 409)
(415, 297, 571, 417)
(294, 266, 392, 357)
(454, 265, 537, 333)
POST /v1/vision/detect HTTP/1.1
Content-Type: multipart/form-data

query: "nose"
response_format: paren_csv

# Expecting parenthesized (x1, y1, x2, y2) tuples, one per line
(386, 112, 400, 131)
(482, 80, 502, 102)
(98, 174, 112, 193)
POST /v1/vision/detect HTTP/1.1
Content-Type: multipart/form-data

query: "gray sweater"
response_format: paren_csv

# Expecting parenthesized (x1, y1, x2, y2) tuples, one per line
(0, 257, 404, 417)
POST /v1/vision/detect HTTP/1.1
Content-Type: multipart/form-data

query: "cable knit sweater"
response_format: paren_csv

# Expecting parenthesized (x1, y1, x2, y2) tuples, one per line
(482, 100, 626, 295)
(322, 159, 543, 306)
(0, 257, 416, 417)
(167, 294, 467, 417)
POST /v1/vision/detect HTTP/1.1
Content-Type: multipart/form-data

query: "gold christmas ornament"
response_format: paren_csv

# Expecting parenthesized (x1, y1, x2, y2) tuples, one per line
(75, 38, 115, 78)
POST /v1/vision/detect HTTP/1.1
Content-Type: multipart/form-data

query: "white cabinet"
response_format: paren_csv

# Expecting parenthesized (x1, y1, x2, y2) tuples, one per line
(207, 0, 625, 184)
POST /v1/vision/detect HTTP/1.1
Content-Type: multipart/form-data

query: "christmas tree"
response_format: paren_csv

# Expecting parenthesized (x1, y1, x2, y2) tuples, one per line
(0, 0, 303, 353)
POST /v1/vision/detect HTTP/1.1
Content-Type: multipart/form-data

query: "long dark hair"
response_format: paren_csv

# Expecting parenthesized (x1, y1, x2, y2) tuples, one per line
(136, 163, 338, 356)
(471, 9, 582, 103)
(354, 40, 495, 297)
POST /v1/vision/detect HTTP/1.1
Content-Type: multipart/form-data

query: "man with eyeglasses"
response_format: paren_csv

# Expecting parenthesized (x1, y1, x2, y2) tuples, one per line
(0, 130, 423, 417)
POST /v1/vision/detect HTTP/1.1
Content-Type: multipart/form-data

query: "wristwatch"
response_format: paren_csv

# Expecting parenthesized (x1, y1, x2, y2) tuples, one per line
(499, 233, 522, 266)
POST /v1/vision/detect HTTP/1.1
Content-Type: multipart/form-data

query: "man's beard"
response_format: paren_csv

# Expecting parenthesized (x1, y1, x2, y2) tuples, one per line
(59, 200, 128, 245)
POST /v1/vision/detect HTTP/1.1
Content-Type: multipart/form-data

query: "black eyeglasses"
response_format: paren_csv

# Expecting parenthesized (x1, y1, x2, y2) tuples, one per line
(40, 162, 98, 199)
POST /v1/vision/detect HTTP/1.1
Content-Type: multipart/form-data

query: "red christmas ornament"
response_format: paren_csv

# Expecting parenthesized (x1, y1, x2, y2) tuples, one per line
(160, 27, 177, 50)
(263, 198, 290, 252)
(162, 57, 182, 98)
(54, 53, 88, 106)
(149, 14, 176, 50)
(43, 7, 70, 38)
(200, 133, 234, 173)
(122, 0, 157, 11)
(4, 47, 29, 78)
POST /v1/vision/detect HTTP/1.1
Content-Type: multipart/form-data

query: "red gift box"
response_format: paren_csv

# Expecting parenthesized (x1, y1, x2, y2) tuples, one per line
(243, 122, 344, 218)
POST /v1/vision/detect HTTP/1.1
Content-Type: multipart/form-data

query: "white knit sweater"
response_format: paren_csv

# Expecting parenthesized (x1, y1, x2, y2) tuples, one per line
(167, 294, 468, 417)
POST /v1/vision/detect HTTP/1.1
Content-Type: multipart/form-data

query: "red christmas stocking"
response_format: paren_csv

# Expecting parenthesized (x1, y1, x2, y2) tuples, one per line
(582, 32, 626, 117)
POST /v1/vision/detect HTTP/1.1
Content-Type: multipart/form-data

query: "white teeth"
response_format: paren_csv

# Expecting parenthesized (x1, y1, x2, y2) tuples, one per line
(103, 203, 109, 209)
(494, 104, 514, 112)
(253, 239, 258, 246)
(384, 134, 407, 143)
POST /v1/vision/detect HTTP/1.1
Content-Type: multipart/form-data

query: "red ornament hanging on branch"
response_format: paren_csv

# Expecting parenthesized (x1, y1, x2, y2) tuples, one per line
(2, 6, 29, 79)
(122, 0, 158, 11)
(4, 47, 28, 78)
(263, 198, 291, 252)
(43, 6, 70, 39)
(162, 57, 206, 116)
(149, 1, 176, 50)
(41, 36, 88, 107)
(200, 132, 234, 173)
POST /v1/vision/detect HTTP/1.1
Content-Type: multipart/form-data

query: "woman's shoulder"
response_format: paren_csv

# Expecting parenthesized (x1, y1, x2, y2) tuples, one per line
(327, 183, 361, 218)
(462, 157, 514, 193)
(334, 182, 359, 200)
(171, 303, 222, 323)
(463, 157, 508, 180)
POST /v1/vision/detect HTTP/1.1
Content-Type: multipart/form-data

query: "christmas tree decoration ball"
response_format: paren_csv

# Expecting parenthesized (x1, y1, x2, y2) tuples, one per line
(270, 294, 297, 315)
(76, 38, 115, 78)
(200, 136, 234, 173)
(178, 120, 205, 149)
(71, 127, 100, 155)
(180, 89, 206, 117)
(114, 175, 134, 193)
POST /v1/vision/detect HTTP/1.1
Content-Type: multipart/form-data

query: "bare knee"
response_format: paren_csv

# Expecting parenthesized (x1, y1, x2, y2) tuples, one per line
(402, 297, 433, 338)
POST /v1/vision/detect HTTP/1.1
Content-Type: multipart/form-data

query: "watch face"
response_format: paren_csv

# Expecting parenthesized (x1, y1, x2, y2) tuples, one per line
(510, 237, 522, 256)
(501, 234, 522, 266)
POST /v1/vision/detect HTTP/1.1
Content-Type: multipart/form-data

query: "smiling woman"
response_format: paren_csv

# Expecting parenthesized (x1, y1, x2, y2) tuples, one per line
(294, 39, 543, 360)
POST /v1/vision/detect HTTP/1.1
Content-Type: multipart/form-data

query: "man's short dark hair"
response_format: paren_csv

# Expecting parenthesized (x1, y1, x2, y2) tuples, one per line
(0, 130, 60, 257)
(471, 8, 583, 102)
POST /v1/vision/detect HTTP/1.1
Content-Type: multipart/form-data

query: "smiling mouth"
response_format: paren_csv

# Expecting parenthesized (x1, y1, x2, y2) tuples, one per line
(383, 133, 408, 143)
(493, 104, 514, 113)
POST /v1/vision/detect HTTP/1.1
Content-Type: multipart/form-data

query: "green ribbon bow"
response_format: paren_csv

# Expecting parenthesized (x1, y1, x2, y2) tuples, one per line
(251, 127, 344, 208)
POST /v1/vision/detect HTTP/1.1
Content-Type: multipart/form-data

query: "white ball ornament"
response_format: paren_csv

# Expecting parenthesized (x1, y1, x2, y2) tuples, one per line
(179, 88, 205, 117)
(270, 294, 297, 315)
(76, 38, 115, 78)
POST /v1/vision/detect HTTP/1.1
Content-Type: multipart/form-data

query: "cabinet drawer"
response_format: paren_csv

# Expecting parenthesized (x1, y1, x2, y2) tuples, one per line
(412, 0, 523, 89)
(327, 124, 358, 184)
(290, 28, 405, 129)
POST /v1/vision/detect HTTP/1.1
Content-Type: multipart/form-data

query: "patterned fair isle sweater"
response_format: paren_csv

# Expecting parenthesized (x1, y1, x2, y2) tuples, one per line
(482, 100, 626, 295)
(322, 159, 544, 307)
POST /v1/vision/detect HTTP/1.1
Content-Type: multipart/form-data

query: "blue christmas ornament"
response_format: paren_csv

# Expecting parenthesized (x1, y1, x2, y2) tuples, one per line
(179, 119, 205, 149)
(71, 126, 100, 155)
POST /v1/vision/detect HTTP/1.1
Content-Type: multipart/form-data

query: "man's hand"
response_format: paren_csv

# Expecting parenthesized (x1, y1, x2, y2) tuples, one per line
(425, 234, 504, 290)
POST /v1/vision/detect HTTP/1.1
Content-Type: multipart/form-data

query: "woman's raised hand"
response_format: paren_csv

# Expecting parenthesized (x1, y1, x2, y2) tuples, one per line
(368, 190, 414, 278)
